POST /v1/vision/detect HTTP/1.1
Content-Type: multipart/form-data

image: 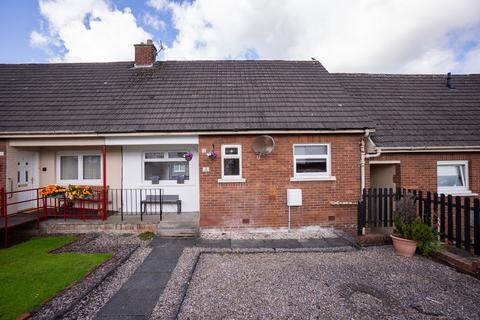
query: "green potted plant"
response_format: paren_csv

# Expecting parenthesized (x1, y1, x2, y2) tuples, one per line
(391, 193, 438, 257)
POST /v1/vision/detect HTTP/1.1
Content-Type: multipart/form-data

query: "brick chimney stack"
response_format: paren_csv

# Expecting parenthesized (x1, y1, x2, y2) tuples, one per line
(134, 39, 157, 67)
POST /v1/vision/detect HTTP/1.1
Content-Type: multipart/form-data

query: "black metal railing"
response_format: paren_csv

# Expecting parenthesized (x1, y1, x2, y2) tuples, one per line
(358, 188, 480, 255)
(106, 188, 164, 221)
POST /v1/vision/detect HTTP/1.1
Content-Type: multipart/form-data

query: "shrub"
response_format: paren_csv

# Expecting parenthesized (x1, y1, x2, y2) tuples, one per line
(138, 231, 155, 241)
(393, 193, 440, 256)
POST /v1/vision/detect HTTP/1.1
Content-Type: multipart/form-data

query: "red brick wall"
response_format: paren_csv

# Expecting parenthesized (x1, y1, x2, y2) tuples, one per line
(199, 134, 363, 232)
(0, 139, 6, 191)
(134, 42, 156, 66)
(367, 152, 480, 194)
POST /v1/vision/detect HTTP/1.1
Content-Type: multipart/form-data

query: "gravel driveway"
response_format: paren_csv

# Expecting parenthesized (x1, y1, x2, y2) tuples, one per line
(177, 247, 480, 319)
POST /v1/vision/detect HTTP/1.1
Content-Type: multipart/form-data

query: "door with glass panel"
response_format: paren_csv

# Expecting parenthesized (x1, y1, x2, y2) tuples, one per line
(16, 150, 39, 212)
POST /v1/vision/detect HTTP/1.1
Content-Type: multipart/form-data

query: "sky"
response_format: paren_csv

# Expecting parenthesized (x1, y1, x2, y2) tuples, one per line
(0, 0, 479, 73)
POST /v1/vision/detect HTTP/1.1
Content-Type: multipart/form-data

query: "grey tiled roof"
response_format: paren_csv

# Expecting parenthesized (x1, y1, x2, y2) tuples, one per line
(0, 60, 372, 133)
(334, 73, 480, 147)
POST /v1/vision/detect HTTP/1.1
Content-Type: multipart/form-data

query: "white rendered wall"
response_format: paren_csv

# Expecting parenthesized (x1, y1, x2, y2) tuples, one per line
(122, 144, 199, 213)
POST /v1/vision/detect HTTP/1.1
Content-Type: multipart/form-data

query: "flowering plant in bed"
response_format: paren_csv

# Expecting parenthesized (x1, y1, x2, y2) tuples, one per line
(66, 185, 94, 200)
(41, 185, 67, 198)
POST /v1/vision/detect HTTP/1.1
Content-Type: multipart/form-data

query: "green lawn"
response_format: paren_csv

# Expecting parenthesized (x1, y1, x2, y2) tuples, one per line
(0, 236, 111, 320)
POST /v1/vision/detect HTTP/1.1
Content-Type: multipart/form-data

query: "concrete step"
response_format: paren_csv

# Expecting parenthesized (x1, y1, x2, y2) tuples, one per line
(159, 220, 199, 229)
(157, 228, 199, 237)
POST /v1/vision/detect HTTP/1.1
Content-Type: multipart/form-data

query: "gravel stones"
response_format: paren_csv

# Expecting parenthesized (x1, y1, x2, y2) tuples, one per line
(30, 233, 151, 320)
(62, 246, 152, 320)
(201, 226, 337, 240)
(156, 246, 480, 320)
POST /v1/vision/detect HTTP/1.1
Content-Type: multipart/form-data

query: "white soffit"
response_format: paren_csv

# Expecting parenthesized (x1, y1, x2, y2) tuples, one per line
(105, 135, 199, 145)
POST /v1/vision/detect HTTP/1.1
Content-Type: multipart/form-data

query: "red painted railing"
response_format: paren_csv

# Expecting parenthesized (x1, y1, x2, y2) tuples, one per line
(0, 186, 107, 247)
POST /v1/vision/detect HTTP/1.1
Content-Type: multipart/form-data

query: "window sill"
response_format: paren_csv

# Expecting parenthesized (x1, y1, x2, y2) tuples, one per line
(290, 176, 336, 182)
(438, 190, 478, 197)
(141, 183, 195, 187)
(218, 178, 246, 183)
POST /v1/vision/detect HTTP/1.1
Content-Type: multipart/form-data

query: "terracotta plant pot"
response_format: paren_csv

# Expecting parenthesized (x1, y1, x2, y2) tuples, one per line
(390, 234, 417, 257)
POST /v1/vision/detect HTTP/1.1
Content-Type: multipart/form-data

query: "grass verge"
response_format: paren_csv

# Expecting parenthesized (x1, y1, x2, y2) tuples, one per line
(0, 236, 111, 320)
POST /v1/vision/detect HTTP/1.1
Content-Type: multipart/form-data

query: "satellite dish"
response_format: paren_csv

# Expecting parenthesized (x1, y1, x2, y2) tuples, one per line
(252, 135, 275, 159)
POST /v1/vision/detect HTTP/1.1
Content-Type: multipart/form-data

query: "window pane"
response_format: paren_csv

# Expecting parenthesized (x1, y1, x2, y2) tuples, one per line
(438, 165, 464, 187)
(168, 152, 187, 159)
(224, 158, 240, 176)
(296, 158, 327, 173)
(294, 145, 328, 156)
(224, 147, 238, 155)
(60, 156, 78, 180)
(145, 152, 164, 159)
(145, 162, 189, 181)
(83, 155, 101, 179)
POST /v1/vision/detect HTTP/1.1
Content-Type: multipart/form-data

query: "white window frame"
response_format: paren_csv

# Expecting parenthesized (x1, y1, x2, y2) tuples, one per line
(292, 143, 334, 181)
(437, 160, 471, 195)
(56, 151, 102, 185)
(220, 144, 243, 181)
(142, 151, 189, 184)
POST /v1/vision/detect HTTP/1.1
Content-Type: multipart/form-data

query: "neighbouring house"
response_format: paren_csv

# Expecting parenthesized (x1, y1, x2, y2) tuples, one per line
(0, 40, 479, 235)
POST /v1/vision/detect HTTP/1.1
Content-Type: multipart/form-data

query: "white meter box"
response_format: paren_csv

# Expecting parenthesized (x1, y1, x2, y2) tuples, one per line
(287, 189, 302, 206)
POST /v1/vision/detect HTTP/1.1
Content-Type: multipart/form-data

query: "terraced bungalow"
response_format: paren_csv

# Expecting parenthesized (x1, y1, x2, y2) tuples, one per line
(0, 40, 479, 244)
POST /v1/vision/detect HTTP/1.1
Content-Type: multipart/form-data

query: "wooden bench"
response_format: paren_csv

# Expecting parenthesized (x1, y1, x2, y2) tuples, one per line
(140, 195, 181, 215)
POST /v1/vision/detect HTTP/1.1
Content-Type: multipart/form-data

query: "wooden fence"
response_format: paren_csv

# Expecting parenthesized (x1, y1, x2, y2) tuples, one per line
(357, 188, 480, 255)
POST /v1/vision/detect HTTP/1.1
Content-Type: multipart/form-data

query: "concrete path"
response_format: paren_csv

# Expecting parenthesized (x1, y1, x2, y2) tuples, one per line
(95, 236, 354, 319)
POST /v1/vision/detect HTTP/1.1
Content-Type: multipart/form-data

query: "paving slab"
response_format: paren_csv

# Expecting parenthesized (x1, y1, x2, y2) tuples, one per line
(96, 316, 146, 320)
(96, 288, 159, 317)
(95, 238, 191, 319)
(325, 237, 352, 247)
(298, 238, 330, 248)
(121, 272, 171, 290)
(195, 238, 231, 248)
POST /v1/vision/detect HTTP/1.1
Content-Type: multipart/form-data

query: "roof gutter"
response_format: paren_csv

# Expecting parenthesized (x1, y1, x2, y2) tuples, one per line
(0, 129, 372, 139)
(381, 146, 480, 153)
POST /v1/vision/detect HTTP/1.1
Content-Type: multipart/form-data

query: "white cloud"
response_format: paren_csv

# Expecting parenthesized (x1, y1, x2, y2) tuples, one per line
(163, 0, 480, 73)
(32, 0, 151, 62)
(143, 12, 166, 31)
(147, 0, 169, 11)
(29, 30, 49, 47)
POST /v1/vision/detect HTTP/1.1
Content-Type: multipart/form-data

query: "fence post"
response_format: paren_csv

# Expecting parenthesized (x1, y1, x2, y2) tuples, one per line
(102, 144, 107, 221)
(378, 188, 383, 227)
(0, 187, 4, 218)
(417, 191, 423, 220)
(474, 198, 480, 255)
(440, 194, 446, 241)
(455, 196, 462, 248)
(464, 197, 471, 252)
(425, 192, 431, 226)
(1, 187, 7, 247)
(447, 195, 453, 242)
(357, 200, 365, 236)
(367, 188, 372, 227)
(389, 188, 394, 227)
(383, 188, 388, 227)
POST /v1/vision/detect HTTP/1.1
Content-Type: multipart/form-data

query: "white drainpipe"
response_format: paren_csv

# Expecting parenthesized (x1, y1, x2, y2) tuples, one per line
(360, 130, 382, 192)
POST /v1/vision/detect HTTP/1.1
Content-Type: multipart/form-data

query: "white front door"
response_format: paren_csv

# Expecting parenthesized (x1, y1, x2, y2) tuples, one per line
(16, 150, 39, 212)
